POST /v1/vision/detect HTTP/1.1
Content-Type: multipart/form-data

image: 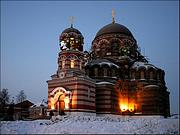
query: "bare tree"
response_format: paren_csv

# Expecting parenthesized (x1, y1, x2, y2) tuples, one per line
(16, 90, 27, 120)
(16, 90, 27, 103)
(0, 88, 10, 114)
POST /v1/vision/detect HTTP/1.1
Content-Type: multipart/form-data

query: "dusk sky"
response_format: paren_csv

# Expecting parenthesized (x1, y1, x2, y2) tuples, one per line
(1, 1, 179, 114)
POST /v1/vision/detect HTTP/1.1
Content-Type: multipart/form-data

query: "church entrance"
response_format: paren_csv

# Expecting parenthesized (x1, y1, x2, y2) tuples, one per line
(56, 94, 65, 115)
(49, 87, 72, 115)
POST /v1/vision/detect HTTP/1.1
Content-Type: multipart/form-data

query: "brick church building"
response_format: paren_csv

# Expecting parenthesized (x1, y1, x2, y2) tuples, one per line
(47, 13, 170, 117)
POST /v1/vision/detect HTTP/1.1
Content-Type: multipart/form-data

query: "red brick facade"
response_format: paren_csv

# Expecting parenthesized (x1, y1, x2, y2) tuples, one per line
(47, 21, 170, 117)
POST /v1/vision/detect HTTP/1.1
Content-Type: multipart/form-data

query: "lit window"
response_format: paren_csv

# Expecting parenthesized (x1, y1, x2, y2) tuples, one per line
(70, 60, 75, 68)
(62, 61, 65, 69)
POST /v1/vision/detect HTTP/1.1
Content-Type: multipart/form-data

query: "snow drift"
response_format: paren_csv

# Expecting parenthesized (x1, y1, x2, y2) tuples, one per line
(0, 115, 179, 134)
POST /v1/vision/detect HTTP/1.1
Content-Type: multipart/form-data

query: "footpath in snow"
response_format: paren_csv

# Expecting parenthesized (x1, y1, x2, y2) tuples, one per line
(0, 115, 179, 134)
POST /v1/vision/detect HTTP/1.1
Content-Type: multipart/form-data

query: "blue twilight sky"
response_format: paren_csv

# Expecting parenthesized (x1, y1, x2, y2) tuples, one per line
(1, 1, 179, 114)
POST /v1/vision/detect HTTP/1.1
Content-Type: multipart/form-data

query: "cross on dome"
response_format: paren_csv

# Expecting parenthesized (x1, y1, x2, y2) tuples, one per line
(112, 9, 115, 23)
(69, 16, 75, 28)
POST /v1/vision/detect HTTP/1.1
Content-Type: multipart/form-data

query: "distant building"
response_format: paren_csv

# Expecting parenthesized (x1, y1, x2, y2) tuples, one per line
(47, 12, 170, 117)
(14, 100, 33, 120)
(29, 101, 48, 119)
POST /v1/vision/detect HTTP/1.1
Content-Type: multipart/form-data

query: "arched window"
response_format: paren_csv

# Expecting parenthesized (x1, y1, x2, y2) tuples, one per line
(66, 59, 70, 68)
(80, 61, 82, 70)
(140, 71, 144, 79)
(62, 60, 65, 69)
(94, 68, 98, 76)
(131, 71, 135, 79)
(146, 72, 150, 80)
(99, 67, 103, 77)
(150, 71, 153, 80)
(70, 60, 75, 68)
(103, 68, 108, 77)
(157, 72, 160, 80)
(135, 71, 140, 79)
(86, 69, 89, 76)
(112, 69, 116, 77)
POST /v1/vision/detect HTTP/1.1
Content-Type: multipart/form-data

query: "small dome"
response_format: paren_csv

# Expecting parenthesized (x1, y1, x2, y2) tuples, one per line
(59, 26, 84, 51)
(61, 27, 82, 36)
(95, 23, 134, 38)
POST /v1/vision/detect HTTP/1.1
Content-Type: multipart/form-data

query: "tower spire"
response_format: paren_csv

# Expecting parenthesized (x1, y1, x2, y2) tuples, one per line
(112, 9, 115, 24)
(69, 16, 75, 28)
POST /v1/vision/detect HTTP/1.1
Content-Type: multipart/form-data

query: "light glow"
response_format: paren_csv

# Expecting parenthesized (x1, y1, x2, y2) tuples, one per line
(62, 61, 65, 69)
(64, 97, 70, 110)
(128, 103, 135, 112)
(51, 104, 55, 110)
(70, 60, 75, 68)
(120, 102, 135, 112)
(51, 97, 55, 110)
(120, 104, 128, 112)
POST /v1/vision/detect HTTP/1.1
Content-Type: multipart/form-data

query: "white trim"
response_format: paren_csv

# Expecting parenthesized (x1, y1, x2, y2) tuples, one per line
(96, 82, 114, 85)
(144, 85, 159, 88)
(50, 87, 67, 96)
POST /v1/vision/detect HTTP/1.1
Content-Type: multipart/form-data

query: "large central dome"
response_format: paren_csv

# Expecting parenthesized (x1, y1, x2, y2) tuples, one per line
(95, 23, 134, 38)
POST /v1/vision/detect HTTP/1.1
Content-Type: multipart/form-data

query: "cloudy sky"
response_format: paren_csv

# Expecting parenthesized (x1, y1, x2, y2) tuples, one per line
(1, 1, 179, 114)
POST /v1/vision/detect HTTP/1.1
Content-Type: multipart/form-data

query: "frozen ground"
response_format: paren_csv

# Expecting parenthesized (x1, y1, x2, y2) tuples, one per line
(0, 115, 179, 134)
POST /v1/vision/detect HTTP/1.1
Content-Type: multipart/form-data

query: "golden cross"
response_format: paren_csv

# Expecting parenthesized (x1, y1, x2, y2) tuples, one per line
(69, 16, 75, 28)
(112, 9, 115, 23)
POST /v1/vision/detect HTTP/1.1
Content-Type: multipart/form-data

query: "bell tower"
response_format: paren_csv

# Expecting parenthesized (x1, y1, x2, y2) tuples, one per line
(57, 21, 85, 79)
(47, 20, 96, 115)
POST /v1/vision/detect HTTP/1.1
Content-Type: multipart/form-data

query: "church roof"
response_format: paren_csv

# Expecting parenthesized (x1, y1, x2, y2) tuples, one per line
(95, 23, 134, 38)
(86, 59, 119, 68)
(30, 101, 47, 108)
(131, 61, 158, 70)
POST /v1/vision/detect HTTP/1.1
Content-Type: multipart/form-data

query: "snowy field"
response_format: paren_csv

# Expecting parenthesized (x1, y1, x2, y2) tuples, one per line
(0, 115, 179, 134)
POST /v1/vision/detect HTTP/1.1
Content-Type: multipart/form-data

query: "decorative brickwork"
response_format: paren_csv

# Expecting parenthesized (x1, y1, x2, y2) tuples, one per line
(47, 19, 170, 117)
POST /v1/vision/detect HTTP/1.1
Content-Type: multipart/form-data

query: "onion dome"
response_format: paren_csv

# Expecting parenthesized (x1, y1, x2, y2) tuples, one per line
(59, 26, 84, 51)
(91, 22, 137, 59)
(91, 11, 137, 59)
(95, 23, 134, 39)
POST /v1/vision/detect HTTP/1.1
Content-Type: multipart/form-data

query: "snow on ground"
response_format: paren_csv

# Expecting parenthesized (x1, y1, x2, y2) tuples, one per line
(0, 115, 179, 134)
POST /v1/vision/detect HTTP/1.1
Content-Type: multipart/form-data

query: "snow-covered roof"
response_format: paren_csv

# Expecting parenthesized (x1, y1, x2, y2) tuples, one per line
(131, 61, 158, 70)
(96, 81, 114, 85)
(144, 85, 160, 88)
(86, 59, 119, 68)
(30, 101, 47, 108)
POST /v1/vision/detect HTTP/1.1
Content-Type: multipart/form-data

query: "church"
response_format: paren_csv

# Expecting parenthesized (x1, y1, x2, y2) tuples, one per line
(47, 11, 170, 117)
